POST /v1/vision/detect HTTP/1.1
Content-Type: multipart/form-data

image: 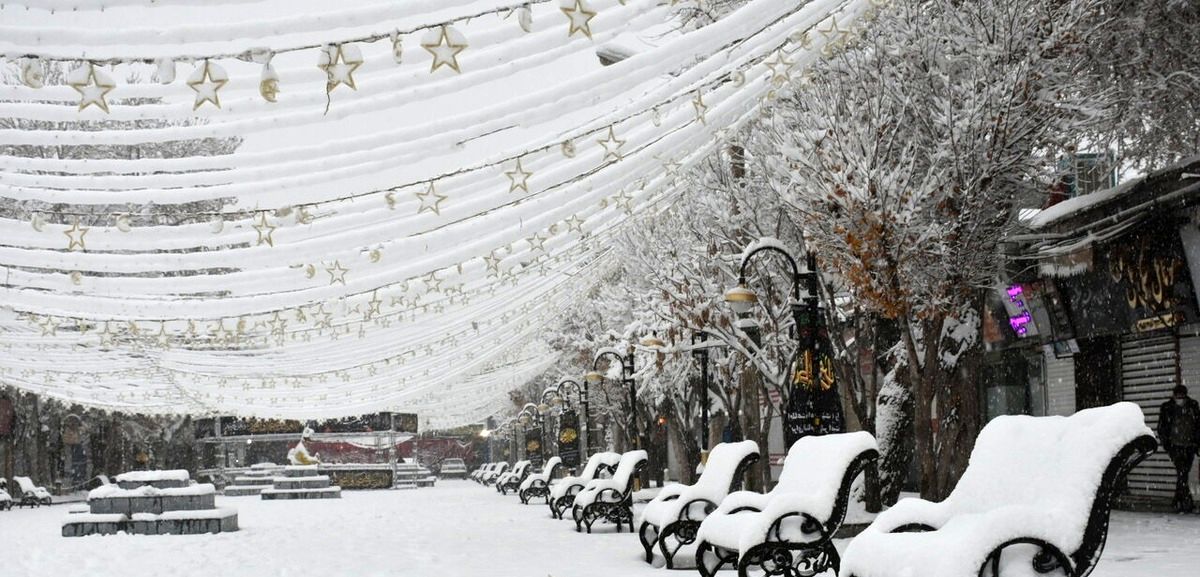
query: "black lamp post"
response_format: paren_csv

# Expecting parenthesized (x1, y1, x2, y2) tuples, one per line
(724, 240, 842, 447)
(691, 332, 712, 459)
(554, 379, 588, 462)
(586, 346, 636, 452)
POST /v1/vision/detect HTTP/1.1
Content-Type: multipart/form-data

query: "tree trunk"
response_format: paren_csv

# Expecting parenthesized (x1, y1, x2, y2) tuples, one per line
(902, 315, 946, 501)
(738, 367, 764, 492)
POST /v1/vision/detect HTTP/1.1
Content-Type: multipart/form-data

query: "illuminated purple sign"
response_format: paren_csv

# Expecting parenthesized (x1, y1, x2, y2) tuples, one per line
(1006, 284, 1034, 337)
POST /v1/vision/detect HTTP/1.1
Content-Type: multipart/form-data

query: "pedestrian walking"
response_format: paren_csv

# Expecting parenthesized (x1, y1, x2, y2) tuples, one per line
(1159, 385, 1200, 513)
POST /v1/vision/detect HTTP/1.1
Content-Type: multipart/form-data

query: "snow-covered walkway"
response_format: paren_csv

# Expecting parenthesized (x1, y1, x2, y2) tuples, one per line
(1, 480, 1197, 577)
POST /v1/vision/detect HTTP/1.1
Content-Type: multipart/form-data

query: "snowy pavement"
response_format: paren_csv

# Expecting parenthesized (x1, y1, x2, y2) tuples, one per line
(1, 480, 1197, 577)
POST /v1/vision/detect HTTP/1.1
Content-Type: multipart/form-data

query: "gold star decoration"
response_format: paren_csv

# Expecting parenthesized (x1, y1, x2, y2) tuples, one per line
(415, 183, 448, 215)
(597, 126, 626, 162)
(422, 271, 443, 293)
(253, 212, 276, 246)
(564, 214, 585, 233)
(326, 260, 349, 285)
(614, 189, 634, 214)
(422, 25, 468, 73)
(561, 0, 597, 39)
(365, 292, 382, 320)
(483, 251, 503, 277)
(526, 232, 547, 252)
(764, 50, 793, 85)
(692, 91, 708, 125)
(188, 60, 228, 110)
(64, 218, 88, 251)
(69, 63, 115, 114)
(505, 158, 533, 193)
(818, 16, 851, 53)
(319, 44, 363, 92)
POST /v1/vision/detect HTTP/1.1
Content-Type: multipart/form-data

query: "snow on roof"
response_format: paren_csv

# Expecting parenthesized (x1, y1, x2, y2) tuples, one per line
(1028, 154, 1200, 230)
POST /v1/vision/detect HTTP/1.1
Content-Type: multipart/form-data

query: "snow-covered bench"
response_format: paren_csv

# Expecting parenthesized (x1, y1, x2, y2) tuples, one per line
(694, 432, 878, 577)
(470, 462, 491, 482)
(481, 462, 509, 486)
(638, 440, 760, 568)
(13, 476, 54, 507)
(519, 456, 564, 504)
(841, 402, 1156, 577)
(0, 487, 12, 511)
(549, 451, 621, 519)
(496, 460, 531, 495)
(572, 450, 649, 533)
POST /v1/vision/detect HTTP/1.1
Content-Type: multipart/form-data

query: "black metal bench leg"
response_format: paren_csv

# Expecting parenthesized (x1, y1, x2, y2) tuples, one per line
(639, 521, 659, 564)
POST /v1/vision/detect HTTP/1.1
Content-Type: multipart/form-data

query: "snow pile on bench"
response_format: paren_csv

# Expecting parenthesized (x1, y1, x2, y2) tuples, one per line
(841, 402, 1152, 577)
(640, 440, 759, 528)
(551, 452, 621, 500)
(697, 431, 877, 552)
(520, 457, 562, 491)
(574, 450, 647, 508)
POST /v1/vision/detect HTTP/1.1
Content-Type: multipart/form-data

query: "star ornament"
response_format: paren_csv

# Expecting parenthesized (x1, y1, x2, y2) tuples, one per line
(422, 25, 468, 74)
(253, 212, 276, 246)
(64, 218, 89, 251)
(326, 260, 349, 285)
(692, 92, 708, 125)
(415, 183, 448, 215)
(188, 60, 229, 110)
(69, 63, 115, 114)
(597, 126, 626, 162)
(505, 158, 533, 193)
(319, 44, 363, 92)
(764, 50, 793, 85)
(561, 0, 597, 39)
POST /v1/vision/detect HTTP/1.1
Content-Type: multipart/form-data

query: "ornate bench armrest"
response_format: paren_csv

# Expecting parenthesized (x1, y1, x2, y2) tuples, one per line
(678, 497, 720, 522)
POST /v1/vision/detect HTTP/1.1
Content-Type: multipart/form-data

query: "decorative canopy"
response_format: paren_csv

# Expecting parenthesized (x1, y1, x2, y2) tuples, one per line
(0, 0, 881, 428)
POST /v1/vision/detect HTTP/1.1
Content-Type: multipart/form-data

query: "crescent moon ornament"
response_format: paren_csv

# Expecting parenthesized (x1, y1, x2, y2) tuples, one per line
(369, 249, 382, 263)
(732, 70, 746, 87)
(260, 62, 280, 103)
(385, 192, 396, 210)
(209, 216, 225, 234)
(31, 213, 46, 232)
(70, 272, 82, 286)
(561, 139, 576, 158)
(154, 58, 176, 84)
(115, 214, 132, 232)
(296, 206, 313, 224)
(517, 4, 534, 33)
(20, 58, 44, 89)
(305, 264, 317, 279)
(391, 31, 404, 64)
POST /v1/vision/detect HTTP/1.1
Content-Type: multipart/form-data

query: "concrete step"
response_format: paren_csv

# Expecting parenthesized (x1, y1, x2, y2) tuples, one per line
(260, 487, 342, 500)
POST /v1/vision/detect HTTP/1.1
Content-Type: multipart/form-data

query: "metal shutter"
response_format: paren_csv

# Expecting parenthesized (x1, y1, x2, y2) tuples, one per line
(1044, 349, 1076, 416)
(1121, 332, 1178, 502)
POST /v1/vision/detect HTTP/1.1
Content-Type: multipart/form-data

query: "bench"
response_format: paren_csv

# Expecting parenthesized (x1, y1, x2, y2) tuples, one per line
(497, 460, 531, 495)
(0, 487, 11, 511)
(519, 456, 564, 504)
(572, 450, 648, 533)
(841, 402, 1156, 577)
(638, 440, 760, 568)
(470, 462, 491, 482)
(13, 476, 54, 507)
(481, 462, 509, 486)
(694, 432, 878, 577)
(549, 451, 621, 519)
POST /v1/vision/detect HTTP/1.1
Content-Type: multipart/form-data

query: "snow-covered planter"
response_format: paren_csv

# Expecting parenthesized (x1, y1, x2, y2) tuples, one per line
(571, 450, 649, 534)
(637, 440, 760, 568)
(549, 452, 621, 519)
(840, 402, 1156, 577)
(519, 457, 564, 505)
(694, 432, 879, 577)
(496, 460, 531, 495)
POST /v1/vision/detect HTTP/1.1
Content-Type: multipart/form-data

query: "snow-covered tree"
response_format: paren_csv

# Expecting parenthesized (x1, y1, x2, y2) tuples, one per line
(765, 0, 1111, 499)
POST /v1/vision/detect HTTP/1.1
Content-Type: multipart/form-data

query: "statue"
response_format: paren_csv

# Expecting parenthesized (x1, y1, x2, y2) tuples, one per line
(287, 427, 320, 465)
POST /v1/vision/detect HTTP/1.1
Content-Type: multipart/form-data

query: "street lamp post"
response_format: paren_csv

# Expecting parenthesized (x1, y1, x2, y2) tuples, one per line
(725, 240, 841, 448)
(554, 379, 588, 463)
(691, 332, 712, 461)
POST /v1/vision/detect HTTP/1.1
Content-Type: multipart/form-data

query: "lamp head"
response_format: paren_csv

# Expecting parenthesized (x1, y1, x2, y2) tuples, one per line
(585, 370, 604, 385)
(724, 284, 757, 316)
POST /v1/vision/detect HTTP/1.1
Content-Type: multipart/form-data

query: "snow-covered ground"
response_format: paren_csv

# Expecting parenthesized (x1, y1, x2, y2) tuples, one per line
(1, 481, 1197, 577)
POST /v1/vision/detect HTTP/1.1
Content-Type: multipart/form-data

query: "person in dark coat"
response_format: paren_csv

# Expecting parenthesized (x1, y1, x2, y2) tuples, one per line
(1159, 384, 1200, 513)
